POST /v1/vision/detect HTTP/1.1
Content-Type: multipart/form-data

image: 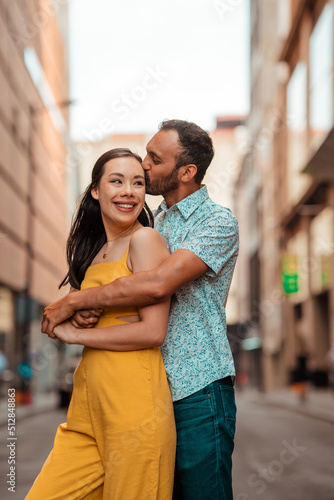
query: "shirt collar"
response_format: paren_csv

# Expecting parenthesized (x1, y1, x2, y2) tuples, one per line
(156, 185, 209, 220)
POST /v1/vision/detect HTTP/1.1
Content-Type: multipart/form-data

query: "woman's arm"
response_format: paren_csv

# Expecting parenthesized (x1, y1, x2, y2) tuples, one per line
(43, 248, 209, 334)
(53, 228, 171, 350)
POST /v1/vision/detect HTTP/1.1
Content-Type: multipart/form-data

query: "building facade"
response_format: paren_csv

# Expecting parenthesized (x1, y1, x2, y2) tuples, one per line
(207, 116, 246, 332)
(236, 0, 334, 390)
(0, 0, 70, 399)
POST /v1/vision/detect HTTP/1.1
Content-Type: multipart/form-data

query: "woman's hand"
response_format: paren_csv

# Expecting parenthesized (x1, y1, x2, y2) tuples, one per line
(70, 309, 103, 328)
(52, 321, 79, 345)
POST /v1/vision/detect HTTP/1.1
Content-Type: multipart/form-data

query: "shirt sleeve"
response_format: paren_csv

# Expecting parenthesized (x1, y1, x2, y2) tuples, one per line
(177, 213, 239, 277)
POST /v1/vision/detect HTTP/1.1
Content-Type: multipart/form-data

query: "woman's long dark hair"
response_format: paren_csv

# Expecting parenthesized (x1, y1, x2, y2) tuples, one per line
(59, 148, 154, 290)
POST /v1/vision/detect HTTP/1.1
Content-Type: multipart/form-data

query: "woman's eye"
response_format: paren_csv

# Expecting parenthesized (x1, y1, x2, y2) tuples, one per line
(135, 181, 144, 186)
(110, 179, 121, 184)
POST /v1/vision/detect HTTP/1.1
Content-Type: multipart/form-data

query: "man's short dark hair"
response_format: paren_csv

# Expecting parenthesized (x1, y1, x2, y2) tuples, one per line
(159, 119, 214, 184)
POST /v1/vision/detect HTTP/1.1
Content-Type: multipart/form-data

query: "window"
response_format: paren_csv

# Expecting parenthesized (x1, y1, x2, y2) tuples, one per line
(309, 3, 334, 151)
(310, 207, 334, 294)
(285, 230, 309, 302)
(277, 0, 291, 39)
(287, 62, 309, 203)
(24, 47, 67, 134)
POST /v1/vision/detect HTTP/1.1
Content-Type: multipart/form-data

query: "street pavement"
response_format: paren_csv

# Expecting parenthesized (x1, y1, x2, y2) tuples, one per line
(0, 408, 67, 499)
(233, 392, 334, 500)
(0, 390, 333, 499)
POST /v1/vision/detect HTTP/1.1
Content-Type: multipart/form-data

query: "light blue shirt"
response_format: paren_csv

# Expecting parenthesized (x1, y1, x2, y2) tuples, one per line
(154, 186, 239, 401)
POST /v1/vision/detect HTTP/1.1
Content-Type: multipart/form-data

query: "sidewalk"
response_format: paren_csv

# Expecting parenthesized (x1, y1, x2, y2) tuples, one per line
(0, 391, 59, 427)
(1, 387, 333, 427)
(239, 386, 334, 424)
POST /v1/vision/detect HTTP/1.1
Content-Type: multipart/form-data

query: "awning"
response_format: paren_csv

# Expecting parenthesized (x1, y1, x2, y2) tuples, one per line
(302, 127, 334, 182)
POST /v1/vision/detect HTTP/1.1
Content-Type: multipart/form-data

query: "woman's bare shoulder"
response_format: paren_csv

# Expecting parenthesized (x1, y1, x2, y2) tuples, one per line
(128, 227, 169, 271)
(130, 227, 166, 248)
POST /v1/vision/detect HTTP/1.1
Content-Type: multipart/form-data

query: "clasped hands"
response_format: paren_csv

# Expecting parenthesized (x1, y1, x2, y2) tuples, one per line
(41, 291, 103, 344)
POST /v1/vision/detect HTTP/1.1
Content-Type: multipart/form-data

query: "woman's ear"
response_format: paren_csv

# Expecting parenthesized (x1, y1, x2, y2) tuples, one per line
(91, 186, 99, 200)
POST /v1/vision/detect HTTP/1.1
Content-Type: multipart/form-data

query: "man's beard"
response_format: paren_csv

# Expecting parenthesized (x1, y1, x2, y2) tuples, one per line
(145, 168, 179, 196)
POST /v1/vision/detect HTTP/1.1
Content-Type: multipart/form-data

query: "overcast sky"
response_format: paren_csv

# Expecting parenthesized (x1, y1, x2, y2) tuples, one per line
(69, 0, 250, 140)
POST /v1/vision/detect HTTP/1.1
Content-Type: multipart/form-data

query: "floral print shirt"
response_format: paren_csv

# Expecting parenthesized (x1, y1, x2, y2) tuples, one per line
(154, 186, 239, 401)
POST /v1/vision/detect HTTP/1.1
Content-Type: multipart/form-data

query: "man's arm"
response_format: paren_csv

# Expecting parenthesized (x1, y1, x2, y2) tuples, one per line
(42, 249, 209, 335)
(69, 286, 103, 325)
(43, 213, 239, 335)
(51, 228, 172, 351)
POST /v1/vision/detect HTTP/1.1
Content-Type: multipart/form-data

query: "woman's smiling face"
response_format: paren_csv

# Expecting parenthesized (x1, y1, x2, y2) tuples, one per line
(91, 156, 146, 228)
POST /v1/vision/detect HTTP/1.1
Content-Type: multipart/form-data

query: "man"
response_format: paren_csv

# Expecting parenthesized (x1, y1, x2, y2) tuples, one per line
(43, 119, 239, 499)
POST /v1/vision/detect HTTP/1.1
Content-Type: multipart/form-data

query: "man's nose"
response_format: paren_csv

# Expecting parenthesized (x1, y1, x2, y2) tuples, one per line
(142, 155, 151, 171)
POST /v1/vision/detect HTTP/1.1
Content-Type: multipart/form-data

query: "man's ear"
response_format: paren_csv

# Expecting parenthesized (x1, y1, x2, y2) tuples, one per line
(91, 186, 99, 200)
(180, 164, 197, 183)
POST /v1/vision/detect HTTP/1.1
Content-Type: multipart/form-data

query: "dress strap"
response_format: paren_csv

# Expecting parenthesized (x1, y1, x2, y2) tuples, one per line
(120, 246, 130, 264)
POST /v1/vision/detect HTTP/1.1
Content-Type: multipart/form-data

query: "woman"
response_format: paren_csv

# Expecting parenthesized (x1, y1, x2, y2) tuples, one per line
(26, 149, 176, 500)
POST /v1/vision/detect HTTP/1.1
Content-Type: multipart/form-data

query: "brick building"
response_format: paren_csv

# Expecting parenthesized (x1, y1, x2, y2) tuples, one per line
(0, 1, 70, 398)
(235, 0, 334, 390)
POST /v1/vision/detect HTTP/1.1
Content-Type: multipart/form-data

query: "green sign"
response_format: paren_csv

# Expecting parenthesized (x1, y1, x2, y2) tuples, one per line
(321, 255, 331, 287)
(282, 271, 299, 294)
(281, 255, 299, 294)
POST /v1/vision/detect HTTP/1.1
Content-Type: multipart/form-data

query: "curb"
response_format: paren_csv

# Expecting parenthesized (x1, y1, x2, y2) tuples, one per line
(0, 392, 60, 428)
(243, 389, 334, 425)
(256, 398, 334, 425)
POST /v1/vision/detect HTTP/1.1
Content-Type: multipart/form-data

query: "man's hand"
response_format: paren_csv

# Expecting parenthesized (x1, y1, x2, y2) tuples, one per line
(42, 294, 77, 335)
(70, 309, 103, 328)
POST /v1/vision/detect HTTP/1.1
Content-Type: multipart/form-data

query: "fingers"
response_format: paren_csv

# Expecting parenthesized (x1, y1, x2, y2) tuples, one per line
(89, 308, 103, 317)
(70, 312, 99, 329)
(42, 307, 56, 336)
(69, 317, 80, 328)
(77, 309, 93, 319)
(78, 309, 102, 319)
(82, 316, 99, 326)
(42, 316, 53, 335)
(42, 329, 57, 340)
(41, 320, 46, 334)
(70, 317, 96, 328)
(41, 296, 76, 336)
(45, 319, 55, 336)
(41, 311, 48, 334)
(42, 304, 102, 335)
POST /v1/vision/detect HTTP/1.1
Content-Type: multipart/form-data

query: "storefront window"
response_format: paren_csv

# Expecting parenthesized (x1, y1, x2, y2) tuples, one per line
(0, 287, 15, 397)
(285, 231, 309, 303)
(309, 3, 334, 151)
(310, 207, 334, 294)
(0, 287, 14, 334)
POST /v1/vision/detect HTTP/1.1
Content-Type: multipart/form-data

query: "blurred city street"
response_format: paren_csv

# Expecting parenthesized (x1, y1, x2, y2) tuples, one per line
(1, 390, 334, 499)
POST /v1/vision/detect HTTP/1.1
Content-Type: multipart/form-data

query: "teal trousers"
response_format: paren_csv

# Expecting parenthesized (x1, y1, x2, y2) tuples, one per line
(172, 378, 236, 500)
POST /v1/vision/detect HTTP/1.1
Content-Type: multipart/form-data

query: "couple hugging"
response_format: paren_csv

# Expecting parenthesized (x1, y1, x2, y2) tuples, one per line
(27, 119, 239, 500)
